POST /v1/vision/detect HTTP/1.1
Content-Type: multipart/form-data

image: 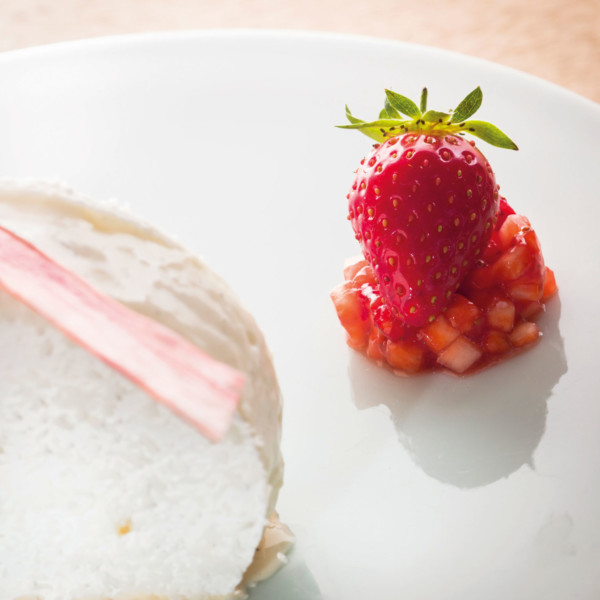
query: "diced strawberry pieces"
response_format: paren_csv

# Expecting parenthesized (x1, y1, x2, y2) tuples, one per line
(508, 282, 542, 302)
(498, 214, 531, 249)
(480, 238, 503, 263)
(542, 267, 557, 300)
(332, 199, 555, 376)
(445, 294, 483, 335)
(463, 264, 495, 291)
(523, 229, 541, 253)
(517, 300, 544, 320)
(437, 336, 482, 374)
(493, 243, 531, 281)
(367, 328, 386, 362)
(509, 321, 540, 347)
(484, 330, 511, 354)
(385, 339, 424, 374)
(486, 296, 515, 332)
(420, 314, 460, 353)
(495, 197, 516, 230)
(371, 299, 393, 336)
(352, 265, 375, 288)
(343, 256, 368, 281)
(330, 281, 371, 350)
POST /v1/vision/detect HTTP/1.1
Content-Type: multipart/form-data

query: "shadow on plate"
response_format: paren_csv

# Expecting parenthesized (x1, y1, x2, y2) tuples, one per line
(349, 297, 566, 488)
(247, 546, 324, 600)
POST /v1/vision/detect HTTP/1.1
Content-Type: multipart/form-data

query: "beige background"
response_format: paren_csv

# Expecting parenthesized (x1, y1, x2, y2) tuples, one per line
(1, 0, 599, 104)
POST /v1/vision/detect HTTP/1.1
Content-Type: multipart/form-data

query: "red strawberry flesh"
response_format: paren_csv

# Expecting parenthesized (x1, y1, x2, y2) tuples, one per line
(348, 133, 498, 328)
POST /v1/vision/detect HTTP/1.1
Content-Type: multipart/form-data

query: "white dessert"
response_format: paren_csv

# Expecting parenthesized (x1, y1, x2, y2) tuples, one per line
(0, 180, 291, 600)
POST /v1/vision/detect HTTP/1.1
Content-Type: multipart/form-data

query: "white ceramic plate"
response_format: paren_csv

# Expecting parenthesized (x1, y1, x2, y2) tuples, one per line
(0, 30, 599, 600)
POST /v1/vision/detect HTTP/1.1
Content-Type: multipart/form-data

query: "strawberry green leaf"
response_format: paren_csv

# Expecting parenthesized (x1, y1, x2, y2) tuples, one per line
(340, 87, 518, 150)
(460, 120, 519, 150)
(419, 87, 428, 114)
(344, 105, 364, 125)
(385, 90, 421, 119)
(384, 98, 401, 119)
(337, 118, 411, 143)
(450, 87, 483, 124)
(340, 119, 408, 129)
(342, 107, 388, 142)
(339, 125, 385, 143)
(422, 110, 450, 124)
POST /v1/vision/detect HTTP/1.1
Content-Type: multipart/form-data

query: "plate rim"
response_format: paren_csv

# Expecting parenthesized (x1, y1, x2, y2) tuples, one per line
(0, 28, 598, 114)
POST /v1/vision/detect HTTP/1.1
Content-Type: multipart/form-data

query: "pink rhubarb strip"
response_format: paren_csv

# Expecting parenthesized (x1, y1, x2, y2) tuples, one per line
(0, 225, 245, 442)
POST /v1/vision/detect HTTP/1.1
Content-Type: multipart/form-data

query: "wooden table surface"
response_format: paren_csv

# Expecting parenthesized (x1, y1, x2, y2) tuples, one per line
(1, 0, 599, 104)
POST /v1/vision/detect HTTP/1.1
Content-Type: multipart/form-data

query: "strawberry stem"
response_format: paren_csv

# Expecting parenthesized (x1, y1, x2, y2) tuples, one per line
(419, 87, 428, 113)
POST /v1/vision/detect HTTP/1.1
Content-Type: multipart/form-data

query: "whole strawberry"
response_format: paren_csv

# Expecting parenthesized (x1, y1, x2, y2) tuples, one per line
(341, 87, 517, 329)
